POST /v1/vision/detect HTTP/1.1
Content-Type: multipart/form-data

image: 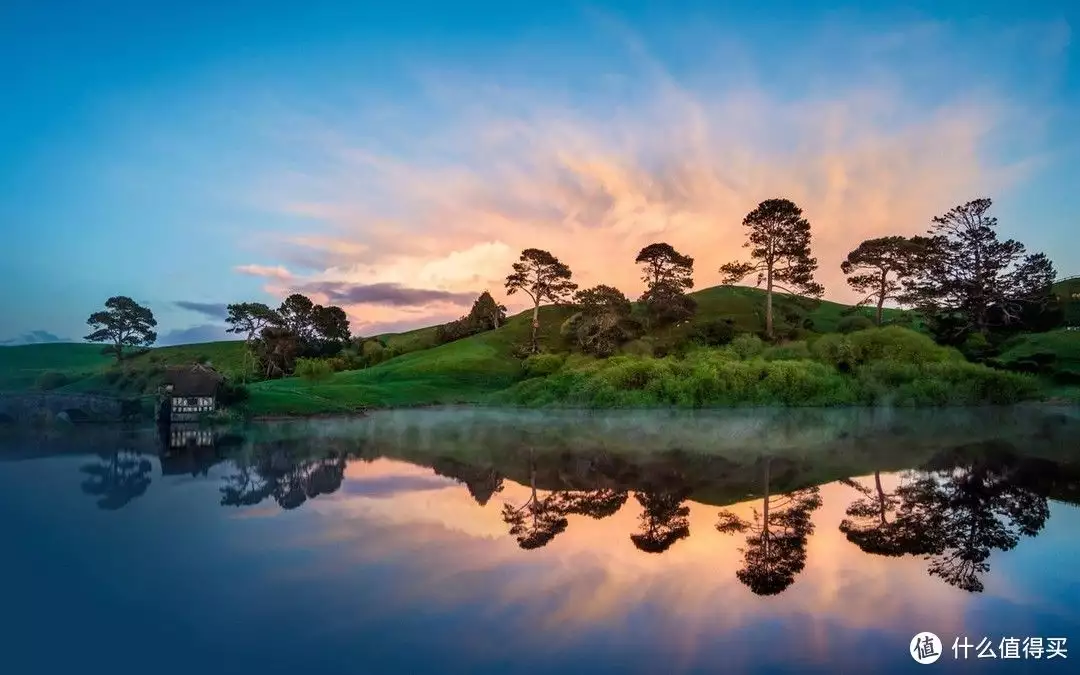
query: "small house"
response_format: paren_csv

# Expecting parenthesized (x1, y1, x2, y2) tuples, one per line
(162, 364, 225, 422)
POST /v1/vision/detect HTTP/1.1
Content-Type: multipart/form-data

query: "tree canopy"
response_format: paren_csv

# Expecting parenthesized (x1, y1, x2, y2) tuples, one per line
(505, 248, 578, 352)
(904, 198, 1056, 337)
(720, 198, 823, 339)
(841, 236, 925, 325)
(84, 296, 157, 361)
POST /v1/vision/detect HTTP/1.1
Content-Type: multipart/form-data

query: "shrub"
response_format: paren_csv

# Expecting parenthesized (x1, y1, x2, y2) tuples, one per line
(218, 380, 250, 406)
(837, 315, 875, 334)
(523, 353, 565, 377)
(36, 371, 70, 391)
(294, 357, 333, 381)
(810, 334, 857, 370)
(960, 332, 995, 362)
(103, 370, 122, 384)
(692, 319, 737, 347)
(730, 334, 765, 360)
(847, 326, 961, 365)
(764, 341, 812, 361)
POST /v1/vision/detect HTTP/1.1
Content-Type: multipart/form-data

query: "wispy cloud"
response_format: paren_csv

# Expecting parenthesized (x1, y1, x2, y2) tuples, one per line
(301, 281, 479, 307)
(174, 301, 229, 320)
(158, 324, 235, 346)
(235, 264, 294, 281)
(233, 17, 1063, 331)
(0, 330, 68, 346)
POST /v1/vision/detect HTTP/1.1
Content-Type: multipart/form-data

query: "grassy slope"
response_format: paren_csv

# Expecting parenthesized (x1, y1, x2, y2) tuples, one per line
(0, 340, 248, 396)
(242, 286, 908, 414)
(995, 329, 1080, 380)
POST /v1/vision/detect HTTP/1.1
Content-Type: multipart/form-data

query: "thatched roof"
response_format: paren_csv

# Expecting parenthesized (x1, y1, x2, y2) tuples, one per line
(164, 364, 224, 396)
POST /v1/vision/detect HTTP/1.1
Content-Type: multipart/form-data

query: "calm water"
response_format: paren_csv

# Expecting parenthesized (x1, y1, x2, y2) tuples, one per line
(2, 406, 1080, 674)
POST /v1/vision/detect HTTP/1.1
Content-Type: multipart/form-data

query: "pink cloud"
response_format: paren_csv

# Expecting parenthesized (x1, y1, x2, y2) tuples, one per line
(234, 264, 294, 281)
(236, 21, 1057, 331)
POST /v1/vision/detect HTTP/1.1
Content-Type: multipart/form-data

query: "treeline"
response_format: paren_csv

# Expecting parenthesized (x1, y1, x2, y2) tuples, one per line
(498, 197, 1063, 358)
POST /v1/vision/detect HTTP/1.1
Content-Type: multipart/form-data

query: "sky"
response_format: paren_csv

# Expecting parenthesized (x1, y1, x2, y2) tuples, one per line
(2, 0, 1078, 345)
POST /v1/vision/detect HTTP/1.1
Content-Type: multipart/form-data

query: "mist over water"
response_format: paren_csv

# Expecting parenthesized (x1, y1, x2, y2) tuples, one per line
(1, 405, 1079, 674)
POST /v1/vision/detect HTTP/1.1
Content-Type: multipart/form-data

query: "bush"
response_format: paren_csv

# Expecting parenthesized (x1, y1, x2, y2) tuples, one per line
(960, 332, 996, 362)
(523, 353, 566, 378)
(692, 319, 737, 347)
(764, 341, 812, 361)
(36, 371, 70, 391)
(847, 326, 961, 365)
(837, 315, 875, 334)
(295, 357, 333, 381)
(810, 334, 857, 371)
(730, 334, 765, 360)
(103, 370, 122, 384)
(218, 380, 250, 406)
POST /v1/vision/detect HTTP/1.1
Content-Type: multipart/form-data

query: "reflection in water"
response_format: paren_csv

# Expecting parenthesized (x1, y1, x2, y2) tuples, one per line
(716, 458, 822, 595)
(19, 407, 1079, 599)
(219, 440, 348, 510)
(79, 450, 153, 511)
(632, 490, 691, 553)
(501, 450, 569, 549)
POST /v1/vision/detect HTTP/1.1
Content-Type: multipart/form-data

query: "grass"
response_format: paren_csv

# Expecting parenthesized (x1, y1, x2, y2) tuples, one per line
(992, 329, 1080, 383)
(0, 339, 248, 396)
(2, 283, 1072, 415)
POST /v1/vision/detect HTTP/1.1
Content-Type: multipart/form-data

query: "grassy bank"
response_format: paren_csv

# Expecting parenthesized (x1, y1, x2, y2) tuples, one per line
(239, 326, 1043, 415)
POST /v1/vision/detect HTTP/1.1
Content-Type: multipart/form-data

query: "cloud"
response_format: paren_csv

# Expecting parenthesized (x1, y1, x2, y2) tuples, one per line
(0, 330, 68, 346)
(174, 301, 229, 320)
(235, 264, 294, 281)
(158, 324, 235, 346)
(234, 18, 1061, 330)
(301, 281, 478, 307)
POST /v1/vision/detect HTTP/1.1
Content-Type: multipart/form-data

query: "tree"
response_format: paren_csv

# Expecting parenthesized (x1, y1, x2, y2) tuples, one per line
(904, 198, 1057, 337)
(312, 304, 352, 351)
(566, 285, 642, 356)
(470, 291, 507, 330)
(277, 293, 316, 341)
(84, 296, 157, 361)
(716, 457, 822, 595)
(841, 236, 924, 325)
(720, 199, 824, 340)
(253, 326, 299, 378)
(505, 248, 578, 353)
(635, 243, 695, 292)
(636, 243, 696, 326)
(631, 490, 691, 553)
(225, 302, 281, 375)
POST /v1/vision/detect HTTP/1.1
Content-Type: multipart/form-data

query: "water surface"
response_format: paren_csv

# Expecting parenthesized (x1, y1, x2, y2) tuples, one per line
(2, 406, 1079, 674)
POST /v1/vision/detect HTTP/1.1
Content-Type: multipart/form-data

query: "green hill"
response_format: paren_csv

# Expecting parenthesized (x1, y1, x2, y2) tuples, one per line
(242, 285, 914, 414)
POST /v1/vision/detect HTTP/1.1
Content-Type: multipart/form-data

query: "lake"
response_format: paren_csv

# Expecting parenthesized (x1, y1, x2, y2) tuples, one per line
(2, 406, 1079, 674)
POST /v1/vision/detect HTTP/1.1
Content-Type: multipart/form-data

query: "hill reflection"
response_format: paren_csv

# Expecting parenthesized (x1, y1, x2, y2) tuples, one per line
(3, 406, 1079, 599)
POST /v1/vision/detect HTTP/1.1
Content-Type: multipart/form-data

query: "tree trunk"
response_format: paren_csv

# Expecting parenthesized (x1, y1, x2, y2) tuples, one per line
(874, 470, 887, 526)
(530, 301, 540, 353)
(876, 271, 888, 325)
(765, 266, 774, 340)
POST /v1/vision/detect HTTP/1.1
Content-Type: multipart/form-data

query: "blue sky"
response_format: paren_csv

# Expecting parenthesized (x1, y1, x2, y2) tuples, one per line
(2, 0, 1078, 344)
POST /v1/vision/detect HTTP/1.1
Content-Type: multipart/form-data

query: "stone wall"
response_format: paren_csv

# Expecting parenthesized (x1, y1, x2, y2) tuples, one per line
(0, 393, 125, 424)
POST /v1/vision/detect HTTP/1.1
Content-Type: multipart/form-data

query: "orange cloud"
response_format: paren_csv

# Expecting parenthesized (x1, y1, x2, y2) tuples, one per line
(240, 22, 1051, 332)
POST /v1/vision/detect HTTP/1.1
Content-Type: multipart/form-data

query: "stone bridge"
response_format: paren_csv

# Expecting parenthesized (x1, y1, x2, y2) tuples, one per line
(0, 392, 131, 425)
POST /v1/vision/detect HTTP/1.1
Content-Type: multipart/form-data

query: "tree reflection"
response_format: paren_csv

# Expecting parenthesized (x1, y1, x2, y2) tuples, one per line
(631, 490, 691, 553)
(220, 443, 347, 511)
(432, 457, 505, 506)
(716, 457, 822, 596)
(79, 450, 153, 510)
(501, 450, 569, 550)
(839, 450, 1051, 593)
(559, 489, 628, 520)
(837, 472, 936, 557)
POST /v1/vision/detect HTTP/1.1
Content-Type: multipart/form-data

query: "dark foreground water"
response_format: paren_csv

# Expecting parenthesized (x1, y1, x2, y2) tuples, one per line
(2, 406, 1080, 674)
